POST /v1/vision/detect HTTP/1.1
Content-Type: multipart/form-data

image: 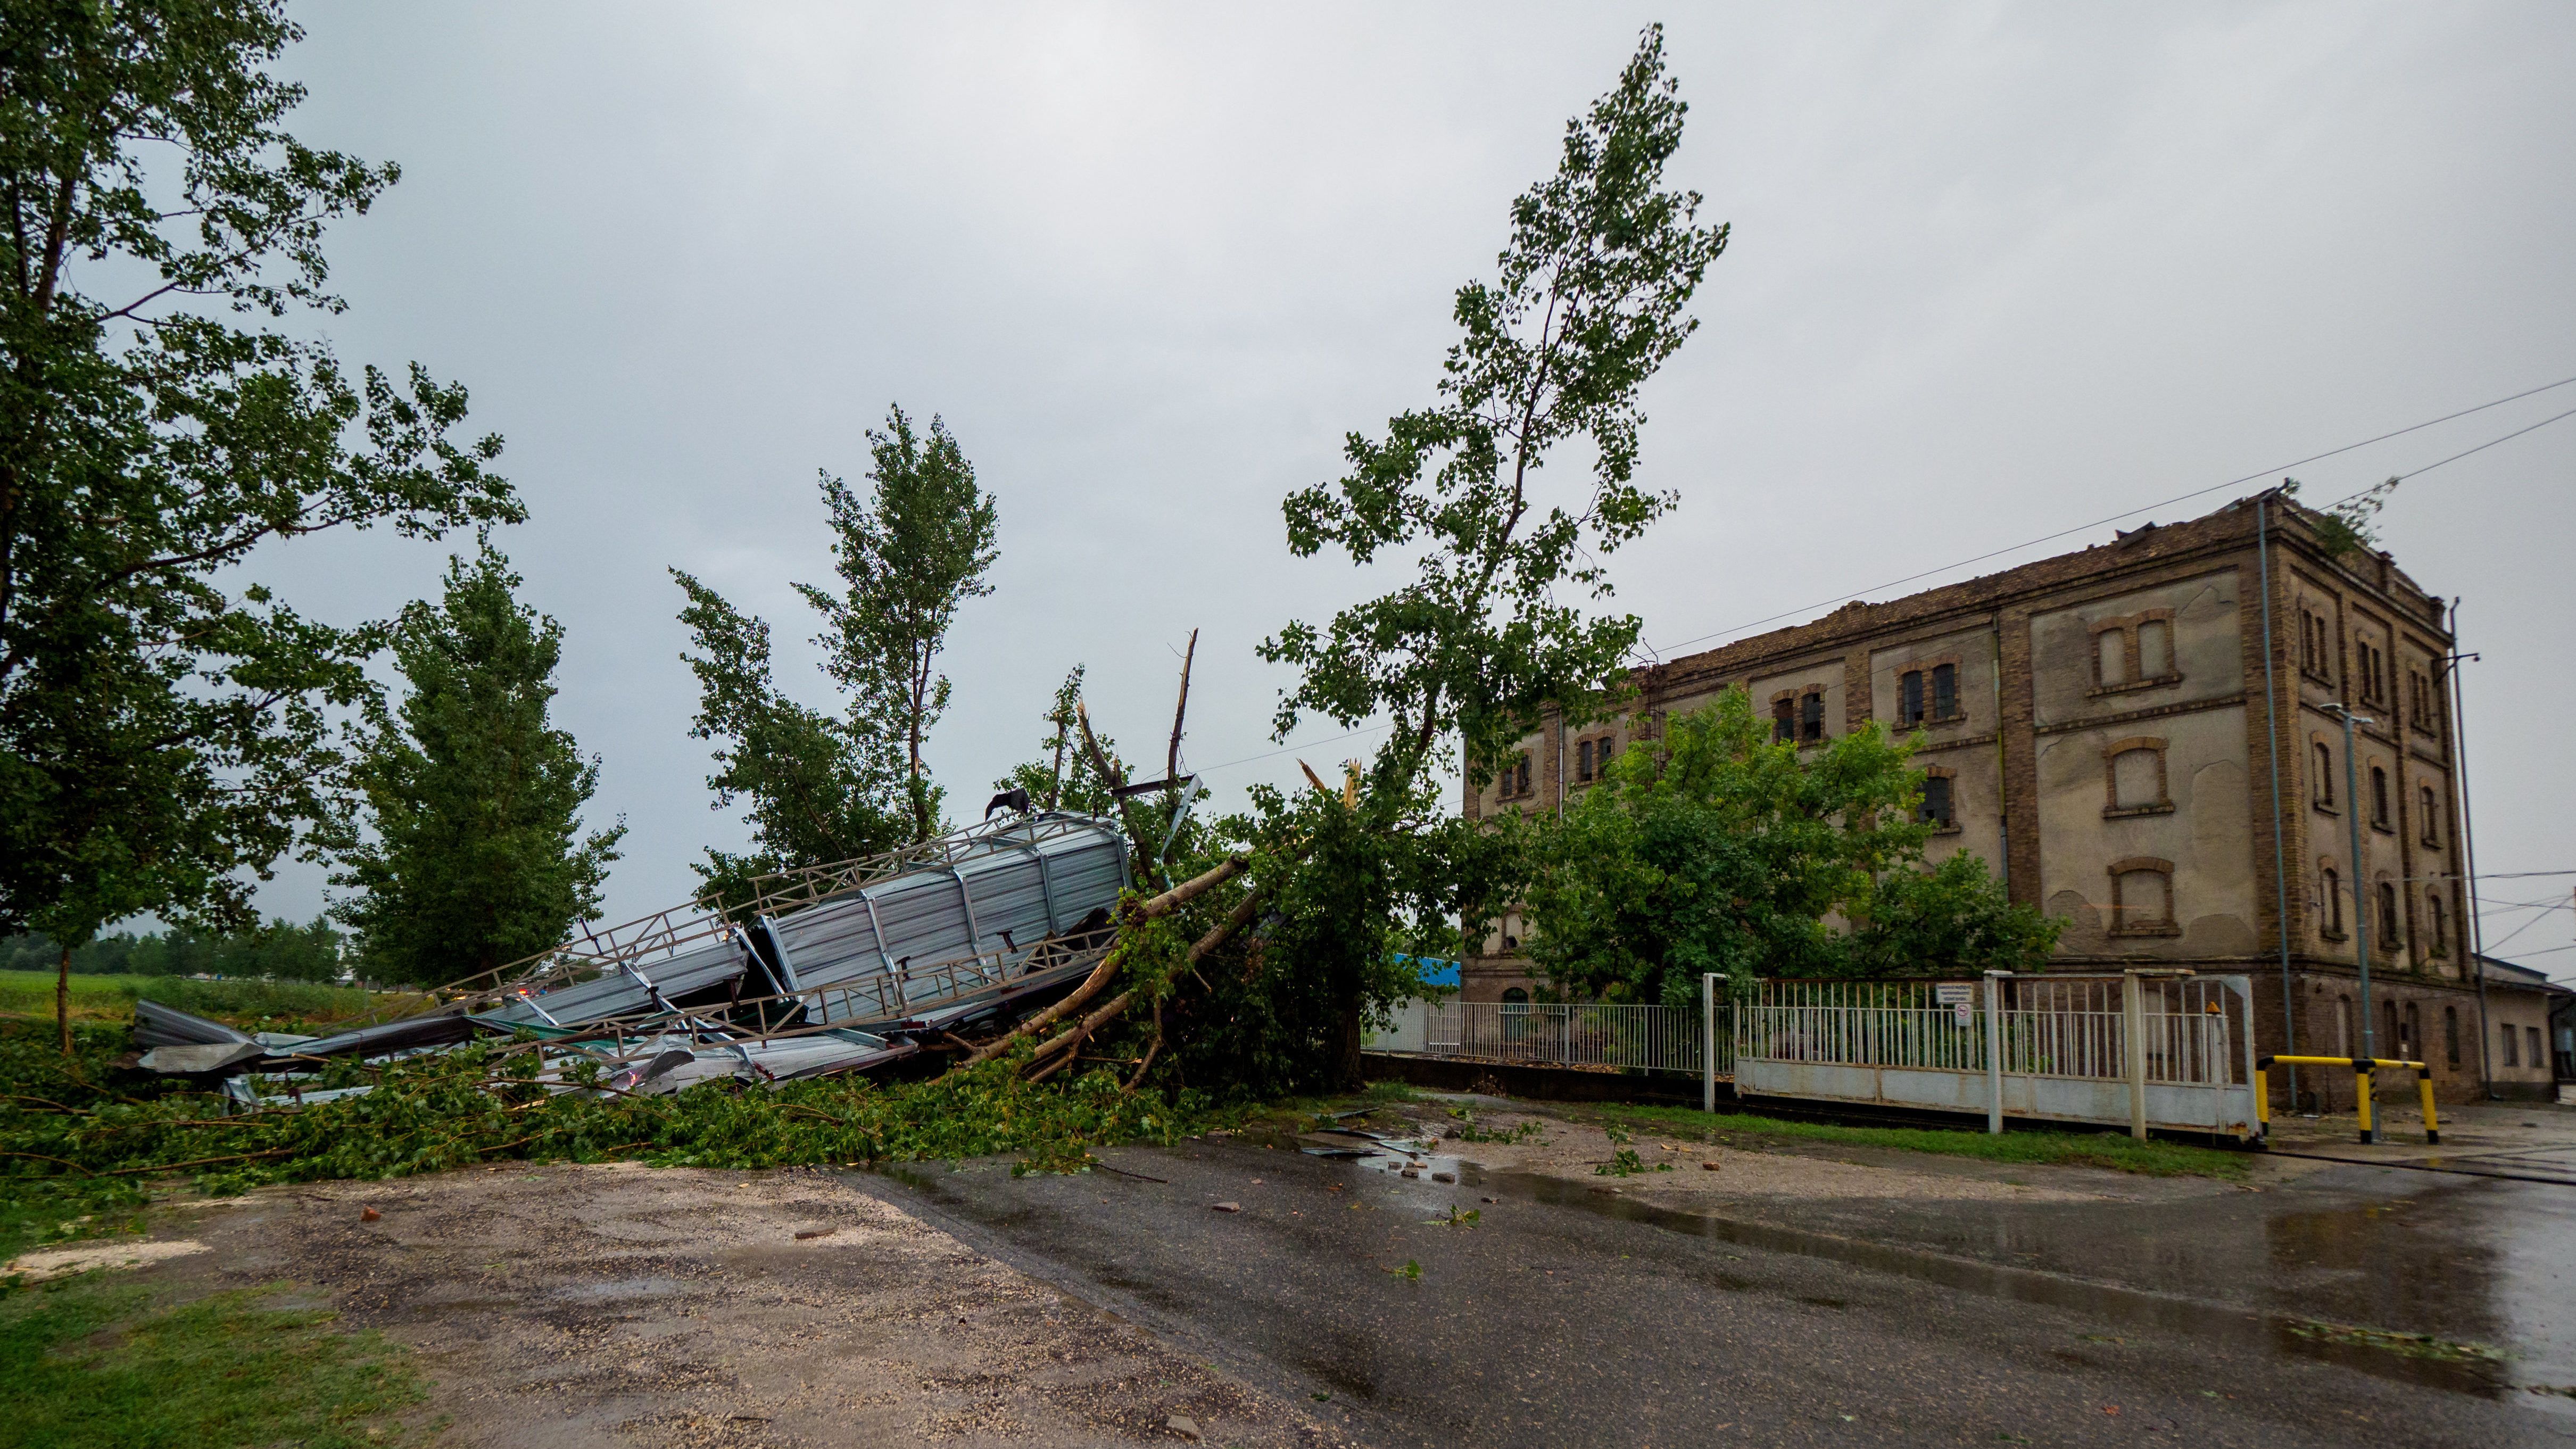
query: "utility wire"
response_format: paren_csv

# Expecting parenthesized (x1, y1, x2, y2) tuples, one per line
(1637, 372, 2576, 661)
(1198, 721, 1391, 775)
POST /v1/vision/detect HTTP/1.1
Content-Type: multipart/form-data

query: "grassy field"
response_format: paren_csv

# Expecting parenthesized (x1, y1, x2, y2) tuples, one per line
(0, 971, 421, 1029)
(2, 1273, 424, 1448)
(1586, 1099, 2251, 1179)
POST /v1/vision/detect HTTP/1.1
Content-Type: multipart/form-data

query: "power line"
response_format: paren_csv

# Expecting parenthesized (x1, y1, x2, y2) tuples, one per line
(1197, 721, 1391, 775)
(1638, 372, 2576, 661)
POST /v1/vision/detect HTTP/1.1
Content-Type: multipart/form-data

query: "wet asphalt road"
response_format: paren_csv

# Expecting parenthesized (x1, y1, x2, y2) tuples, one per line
(852, 1138, 2575, 1448)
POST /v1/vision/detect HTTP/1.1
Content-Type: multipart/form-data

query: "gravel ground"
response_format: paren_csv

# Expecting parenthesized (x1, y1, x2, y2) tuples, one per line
(123, 1162, 1349, 1449)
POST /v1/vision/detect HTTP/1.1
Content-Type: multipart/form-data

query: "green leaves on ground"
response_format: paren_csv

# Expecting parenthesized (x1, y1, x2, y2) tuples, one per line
(1518, 690, 2060, 1005)
(324, 543, 622, 984)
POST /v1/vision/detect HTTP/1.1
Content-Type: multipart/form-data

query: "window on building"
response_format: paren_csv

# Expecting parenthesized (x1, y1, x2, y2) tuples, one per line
(2502, 1024, 2519, 1069)
(2321, 865, 2343, 936)
(2370, 766, 2391, 829)
(1932, 662, 1959, 718)
(1920, 774, 1954, 829)
(1899, 670, 1925, 726)
(1513, 753, 1531, 798)
(2529, 1026, 2545, 1072)
(1501, 986, 1530, 1009)
(2137, 620, 2173, 678)
(2376, 880, 2400, 948)
(2335, 996, 2353, 1056)
(2419, 786, 2440, 848)
(1799, 691, 1825, 743)
(1598, 737, 1617, 773)
(1772, 696, 1796, 743)
(2110, 859, 2175, 935)
(2096, 629, 2126, 687)
(2445, 1006, 2461, 1067)
(2425, 891, 2447, 958)
(2109, 743, 2167, 813)
(2313, 743, 2334, 807)
(2384, 1001, 2400, 1061)
(2402, 1002, 2420, 1062)
(1577, 739, 1593, 782)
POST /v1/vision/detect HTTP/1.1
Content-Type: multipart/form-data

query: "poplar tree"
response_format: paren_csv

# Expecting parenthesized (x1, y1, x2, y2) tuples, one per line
(327, 545, 622, 983)
(0, 1, 517, 1047)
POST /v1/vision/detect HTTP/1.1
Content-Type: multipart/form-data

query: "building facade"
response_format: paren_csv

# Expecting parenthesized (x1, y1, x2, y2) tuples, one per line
(1461, 490, 2512, 1104)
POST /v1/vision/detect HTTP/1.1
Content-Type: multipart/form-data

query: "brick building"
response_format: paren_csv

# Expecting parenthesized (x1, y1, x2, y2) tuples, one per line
(1461, 489, 2517, 1104)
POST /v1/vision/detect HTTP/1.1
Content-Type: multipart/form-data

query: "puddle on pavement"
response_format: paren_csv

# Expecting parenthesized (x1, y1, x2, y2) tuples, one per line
(1461, 1161, 2564, 1403)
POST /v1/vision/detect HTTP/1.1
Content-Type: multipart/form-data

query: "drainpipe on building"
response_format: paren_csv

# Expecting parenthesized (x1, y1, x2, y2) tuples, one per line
(1991, 613, 2008, 891)
(2257, 494, 2298, 1107)
(2326, 702, 2378, 1141)
(2446, 598, 2496, 1099)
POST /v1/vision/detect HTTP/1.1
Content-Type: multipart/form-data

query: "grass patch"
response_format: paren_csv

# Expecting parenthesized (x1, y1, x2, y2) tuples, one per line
(2, 1275, 423, 1447)
(1585, 1101, 2250, 1179)
(2287, 1319, 2504, 1363)
(0, 971, 425, 1030)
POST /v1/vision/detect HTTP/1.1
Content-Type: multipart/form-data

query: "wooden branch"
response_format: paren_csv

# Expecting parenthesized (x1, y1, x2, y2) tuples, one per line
(1190, 889, 1264, 966)
(960, 950, 1123, 1066)
(1029, 989, 1135, 1063)
(1167, 628, 1197, 783)
(1136, 856, 1247, 922)
(1299, 759, 1330, 795)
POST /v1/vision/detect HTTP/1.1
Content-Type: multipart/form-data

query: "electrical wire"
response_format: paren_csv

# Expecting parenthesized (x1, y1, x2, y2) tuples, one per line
(1637, 373, 2576, 661)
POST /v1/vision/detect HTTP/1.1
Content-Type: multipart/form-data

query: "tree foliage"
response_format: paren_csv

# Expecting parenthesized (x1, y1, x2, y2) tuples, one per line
(1259, 25, 1727, 791)
(992, 666, 1125, 817)
(2, 917, 344, 981)
(801, 407, 999, 843)
(325, 544, 622, 983)
(0, 0, 516, 1045)
(1518, 690, 2060, 1005)
(1241, 28, 1724, 1082)
(671, 570, 908, 915)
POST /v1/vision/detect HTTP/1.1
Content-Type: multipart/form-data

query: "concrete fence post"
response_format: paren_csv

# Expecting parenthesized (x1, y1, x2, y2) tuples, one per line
(2123, 971, 2149, 1140)
(1703, 973, 1718, 1115)
(1984, 970, 2009, 1135)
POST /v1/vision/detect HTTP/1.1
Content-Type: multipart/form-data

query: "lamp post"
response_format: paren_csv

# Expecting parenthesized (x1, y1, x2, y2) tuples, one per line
(2324, 702, 2377, 1141)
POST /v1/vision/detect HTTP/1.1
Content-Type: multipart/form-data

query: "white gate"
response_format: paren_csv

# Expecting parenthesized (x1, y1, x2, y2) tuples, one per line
(1733, 973, 2260, 1139)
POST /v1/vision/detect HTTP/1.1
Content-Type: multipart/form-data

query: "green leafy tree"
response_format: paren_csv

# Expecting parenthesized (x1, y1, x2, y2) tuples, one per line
(1248, 27, 1725, 1081)
(0, 1, 517, 1046)
(671, 572, 908, 914)
(325, 545, 622, 984)
(1520, 690, 2059, 1005)
(802, 407, 1000, 842)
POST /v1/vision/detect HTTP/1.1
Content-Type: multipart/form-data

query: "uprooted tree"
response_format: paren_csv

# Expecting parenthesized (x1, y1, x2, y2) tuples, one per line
(959, 24, 1729, 1099)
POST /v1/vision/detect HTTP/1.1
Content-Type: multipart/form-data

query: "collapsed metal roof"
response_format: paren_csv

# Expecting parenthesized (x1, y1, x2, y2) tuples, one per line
(139, 810, 1135, 1098)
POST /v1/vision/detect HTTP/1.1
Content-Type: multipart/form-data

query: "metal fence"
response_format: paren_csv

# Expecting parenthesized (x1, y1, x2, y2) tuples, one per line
(1398, 1000, 1717, 1077)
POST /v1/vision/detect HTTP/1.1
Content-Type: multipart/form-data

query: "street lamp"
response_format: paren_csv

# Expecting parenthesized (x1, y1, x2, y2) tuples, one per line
(2323, 702, 2378, 1141)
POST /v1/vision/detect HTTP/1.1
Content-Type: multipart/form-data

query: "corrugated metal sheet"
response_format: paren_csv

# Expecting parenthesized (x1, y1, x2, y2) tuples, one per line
(481, 934, 752, 1028)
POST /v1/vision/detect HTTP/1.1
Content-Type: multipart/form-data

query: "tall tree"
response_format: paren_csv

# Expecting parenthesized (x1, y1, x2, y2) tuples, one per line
(1249, 27, 1725, 1081)
(325, 544, 622, 984)
(993, 665, 1125, 817)
(672, 570, 909, 913)
(0, 1, 517, 1046)
(801, 407, 1000, 842)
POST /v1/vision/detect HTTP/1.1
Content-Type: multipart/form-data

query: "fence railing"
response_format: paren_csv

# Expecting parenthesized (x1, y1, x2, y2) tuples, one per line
(1407, 1001, 1717, 1077)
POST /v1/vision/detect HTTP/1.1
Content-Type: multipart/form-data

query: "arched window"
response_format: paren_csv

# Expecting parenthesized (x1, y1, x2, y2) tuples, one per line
(2445, 1006, 2461, 1066)
(2109, 857, 2176, 935)
(1577, 739, 1594, 782)
(2425, 892, 2448, 958)
(2097, 629, 2126, 686)
(2370, 766, 2391, 829)
(2403, 1002, 2421, 1062)
(1899, 670, 1925, 726)
(2106, 738, 2169, 814)
(2376, 880, 2401, 948)
(1919, 774, 1954, 829)
(2137, 619, 2173, 678)
(1799, 691, 1825, 743)
(2320, 865, 2343, 936)
(2419, 786, 2440, 848)
(1501, 986, 1530, 1008)
(2313, 743, 2334, 807)
(1932, 662, 1959, 718)
(1513, 753, 1531, 797)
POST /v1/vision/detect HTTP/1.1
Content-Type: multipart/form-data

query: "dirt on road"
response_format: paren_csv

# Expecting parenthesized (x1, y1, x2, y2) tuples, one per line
(135, 1162, 1347, 1449)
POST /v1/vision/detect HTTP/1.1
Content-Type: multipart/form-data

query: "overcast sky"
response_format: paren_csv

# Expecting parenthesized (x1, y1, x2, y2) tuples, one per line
(236, 2, 2575, 974)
